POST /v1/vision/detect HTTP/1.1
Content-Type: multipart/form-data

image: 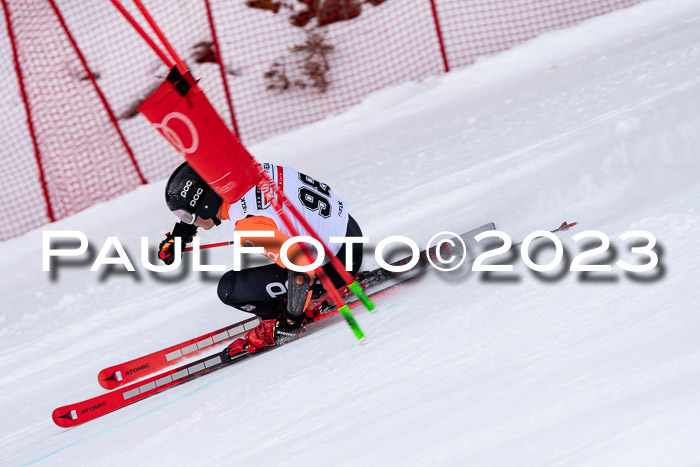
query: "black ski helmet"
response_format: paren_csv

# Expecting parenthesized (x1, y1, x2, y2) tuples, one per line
(165, 162, 222, 223)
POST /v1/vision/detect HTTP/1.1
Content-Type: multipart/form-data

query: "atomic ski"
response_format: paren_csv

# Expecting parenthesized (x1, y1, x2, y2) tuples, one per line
(55, 340, 264, 428)
(98, 318, 261, 390)
(96, 222, 496, 389)
(54, 221, 577, 428)
(53, 288, 386, 428)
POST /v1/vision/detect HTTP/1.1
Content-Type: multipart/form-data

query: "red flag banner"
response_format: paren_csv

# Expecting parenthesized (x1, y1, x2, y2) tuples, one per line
(139, 67, 261, 203)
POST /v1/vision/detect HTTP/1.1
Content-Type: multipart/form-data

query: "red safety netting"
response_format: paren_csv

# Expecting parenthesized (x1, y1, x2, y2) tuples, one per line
(0, 0, 644, 241)
(435, 0, 643, 68)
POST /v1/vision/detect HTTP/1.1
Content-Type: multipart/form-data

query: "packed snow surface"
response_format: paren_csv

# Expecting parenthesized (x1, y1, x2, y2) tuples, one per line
(2, 0, 700, 465)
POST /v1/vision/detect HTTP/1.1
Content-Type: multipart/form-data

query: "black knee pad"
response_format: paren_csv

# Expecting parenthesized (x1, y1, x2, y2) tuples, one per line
(217, 270, 284, 320)
(286, 270, 312, 317)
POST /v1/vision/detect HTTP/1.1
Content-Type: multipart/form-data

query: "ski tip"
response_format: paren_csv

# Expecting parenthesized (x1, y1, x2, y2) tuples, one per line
(52, 406, 78, 428)
(97, 369, 122, 390)
(358, 337, 368, 345)
(557, 221, 578, 231)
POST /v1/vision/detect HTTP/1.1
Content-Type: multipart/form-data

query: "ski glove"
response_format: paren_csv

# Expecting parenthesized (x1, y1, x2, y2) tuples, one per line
(158, 221, 198, 265)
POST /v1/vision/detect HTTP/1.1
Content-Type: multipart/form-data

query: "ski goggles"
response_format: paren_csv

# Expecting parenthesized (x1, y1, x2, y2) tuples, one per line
(172, 209, 196, 225)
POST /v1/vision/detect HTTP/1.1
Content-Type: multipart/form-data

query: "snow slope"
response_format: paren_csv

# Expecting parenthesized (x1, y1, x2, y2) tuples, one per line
(2, 0, 700, 465)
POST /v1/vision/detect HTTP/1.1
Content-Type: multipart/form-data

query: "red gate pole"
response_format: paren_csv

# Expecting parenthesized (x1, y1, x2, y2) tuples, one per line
(429, 0, 450, 73)
(203, 0, 240, 138)
(132, 0, 188, 76)
(117, 0, 372, 338)
(258, 170, 375, 313)
(1, 0, 55, 222)
(109, 0, 175, 69)
(260, 177, 369, 340)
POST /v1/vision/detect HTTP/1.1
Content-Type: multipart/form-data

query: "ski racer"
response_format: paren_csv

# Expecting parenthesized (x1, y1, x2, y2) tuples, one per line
(157, 161, 363, 358)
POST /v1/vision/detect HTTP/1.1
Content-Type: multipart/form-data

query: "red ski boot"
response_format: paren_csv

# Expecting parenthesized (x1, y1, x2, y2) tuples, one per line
(221, 317, 305, 361)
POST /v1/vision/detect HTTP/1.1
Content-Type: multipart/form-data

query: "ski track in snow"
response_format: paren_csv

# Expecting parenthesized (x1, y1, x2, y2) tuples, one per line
(2, 0, 700, 465)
